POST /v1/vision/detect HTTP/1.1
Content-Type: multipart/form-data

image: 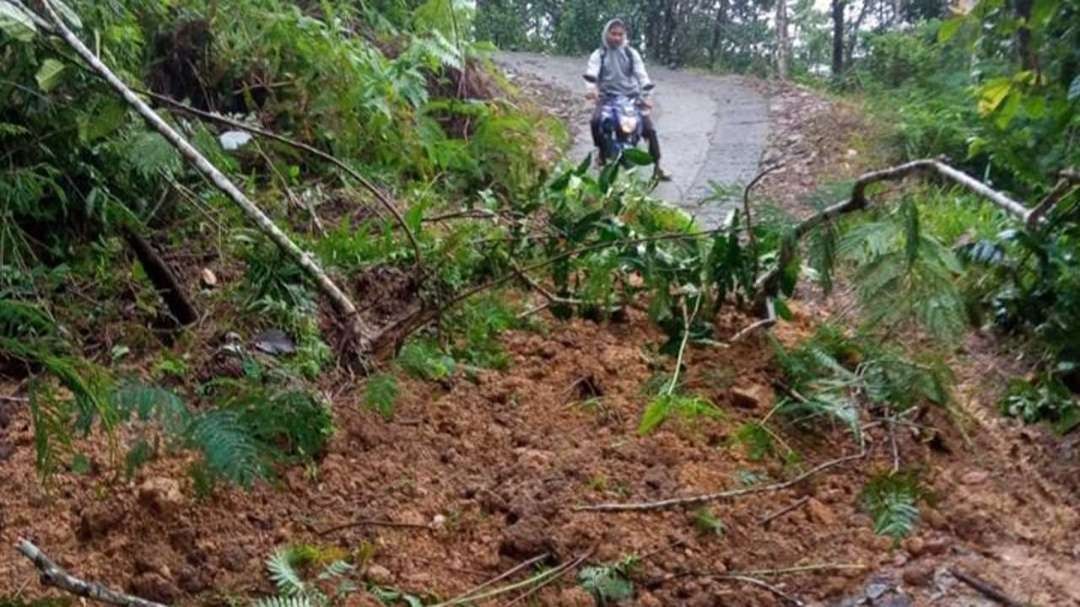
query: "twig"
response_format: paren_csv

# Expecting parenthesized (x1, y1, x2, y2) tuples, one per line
(758, 496, 810, 527)
(1027, 168, 1079, 229)
(15, 539, 166, 607)
(429, 549, 593, 607)
(729, 297, 777, 342)
(951, 569, 1026, 607)
(0, 394, 29, 402)
(719, 574, 805, 606)
(743, 162, 785, 269)
(572, 450, 866, 512)
(445, 553, 550, 605)
(888, 418, 901, 473)
(316, 519, 433, 536)
(500, 550, 592, 606)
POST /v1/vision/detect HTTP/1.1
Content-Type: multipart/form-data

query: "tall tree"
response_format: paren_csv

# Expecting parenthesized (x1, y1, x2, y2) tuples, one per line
(831, 0, 846, 75)
(776, 0, 791, 78)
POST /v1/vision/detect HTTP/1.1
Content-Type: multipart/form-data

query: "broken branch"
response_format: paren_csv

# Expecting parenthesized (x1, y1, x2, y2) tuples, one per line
(951, 569, 1025, 607)
(572, 450, 866, 512)
(15, 539, 166, 607)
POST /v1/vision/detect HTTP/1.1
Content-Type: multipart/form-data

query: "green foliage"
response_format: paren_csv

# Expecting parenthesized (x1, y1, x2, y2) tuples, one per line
(692, 508, 726, 537)
(838, 199, 968, 339)
(398, 339, 456, 381)
(364, 373, 400, 420)
(578, 556, 637, 605)
(638, 393, 723, 435)
(773, 325, 952, 439)
(1001, 377, 1080, 434)
(259, 545, 355, 607)
(732, 422, 779, 461)
(860, 471, 924, 542)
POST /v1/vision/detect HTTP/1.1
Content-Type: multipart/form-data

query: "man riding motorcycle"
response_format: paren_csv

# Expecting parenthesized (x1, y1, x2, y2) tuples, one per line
(583, 18, 671, 181)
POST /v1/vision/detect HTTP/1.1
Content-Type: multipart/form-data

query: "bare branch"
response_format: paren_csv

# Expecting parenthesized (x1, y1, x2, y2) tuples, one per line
(572, 450, 865, 512)
(757, 496, 810, 527)
(16, 539, 166, 607)
(951, 569, 1025, 607)
(729, 297, 777, 342)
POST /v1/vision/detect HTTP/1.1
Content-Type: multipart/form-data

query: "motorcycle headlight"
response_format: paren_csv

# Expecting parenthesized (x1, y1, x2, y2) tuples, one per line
(619, 116, 638, 134)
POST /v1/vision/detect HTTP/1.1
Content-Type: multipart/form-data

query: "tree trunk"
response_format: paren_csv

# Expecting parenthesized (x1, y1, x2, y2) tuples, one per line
(845, 0, 871, 68)
(121, 227, 199, 327)
(1014, 0, 1037, 71)
(831, 0, 846, 76)
(709, 0, 730, 69)
(776, 0, 790, 79)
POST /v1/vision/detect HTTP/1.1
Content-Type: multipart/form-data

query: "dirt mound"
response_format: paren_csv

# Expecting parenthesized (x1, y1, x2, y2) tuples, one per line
(2, 303, 1078, 605)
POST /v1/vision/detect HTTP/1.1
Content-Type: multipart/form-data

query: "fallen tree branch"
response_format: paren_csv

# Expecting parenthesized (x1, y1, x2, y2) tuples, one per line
(121, 227, 199, 326)
(572, 450, 866, 512)
(1027, 168, 1079, 229)
(951, 569, 1025, 607)
(755, 158, 1046, 305)
(135, 90, 423, 266)
(15, 539, 166, 607)
(34, 0, 374, 352)
(445, 553, 550, 606)
(729, 297, 777, 342)
(743, 162, 785, 267)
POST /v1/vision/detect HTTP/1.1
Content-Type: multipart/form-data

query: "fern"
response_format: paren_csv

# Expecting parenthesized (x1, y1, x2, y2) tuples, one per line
(579, 557, 637, 605)
(364, 373, 399, 420)
(126, 131, 182, 179)
(731, 422, 777, 461)
(638, 394, 723, 435)
(254, 597, 313, 607)
(267, 548, 309, 597)
(860, 471, 923, 542)
(398, 340, 456, 381)
(187, 410, 266, 488)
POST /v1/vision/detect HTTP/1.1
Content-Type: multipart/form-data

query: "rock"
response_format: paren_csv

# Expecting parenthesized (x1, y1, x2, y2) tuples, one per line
(637, 593, 663, 607)
(431, 514, 447, 528)
(128, 572, 181, 603)
(960, 470, 989, 485)
(902, 536, 926, 557)
(805, 497, 837, 526)
(218, 545, 251, 572)
(76, 504, 126, 541)
(556, 586, 594, 606)
(729, 386, 763, 409)
(499, 517, 552, 560)
(922, 536, 951, 555)
(365, 564, 393, 585)
(200, 268, 218, 288)
(132, 546, 172, 577)
(138, 477, 184, 515)
(176, 565, 212, 594)
(901, 562, 935, 587)
(252, 329, 297, 356)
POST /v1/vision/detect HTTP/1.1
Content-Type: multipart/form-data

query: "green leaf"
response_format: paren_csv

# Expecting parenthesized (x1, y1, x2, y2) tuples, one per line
(364, 373, 398, 420)
(78, 100, 128, 143)
(51, 0, 82, 29)
(35, 58, 66, 92)
(622, 147, 654, 166)
(579, 564, 635, 603)
(977, 78, 1012, 116)
(937, 17, 964, 42)
(0, 0, 37, 42)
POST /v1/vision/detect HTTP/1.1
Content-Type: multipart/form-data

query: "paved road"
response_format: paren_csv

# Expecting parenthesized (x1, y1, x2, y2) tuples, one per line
(496, 52, 769, 228)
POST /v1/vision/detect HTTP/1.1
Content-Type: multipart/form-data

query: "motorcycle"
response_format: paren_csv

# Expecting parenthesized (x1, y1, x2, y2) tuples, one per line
(597, 93, 647, 165)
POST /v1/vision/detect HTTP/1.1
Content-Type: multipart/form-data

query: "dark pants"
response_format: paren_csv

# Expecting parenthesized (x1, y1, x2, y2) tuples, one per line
(591, 103, 661, 164)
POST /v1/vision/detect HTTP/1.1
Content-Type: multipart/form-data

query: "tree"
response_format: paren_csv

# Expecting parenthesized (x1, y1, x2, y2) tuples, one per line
(832, 0, 846, 75)
(776, 0, 791, 78)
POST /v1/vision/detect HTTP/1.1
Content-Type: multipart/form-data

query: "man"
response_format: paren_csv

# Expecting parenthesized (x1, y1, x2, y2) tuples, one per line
(583, 18, 670, 180)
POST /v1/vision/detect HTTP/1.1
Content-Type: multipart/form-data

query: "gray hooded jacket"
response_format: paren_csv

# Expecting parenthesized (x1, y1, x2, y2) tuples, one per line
(583, 19, 654, 98)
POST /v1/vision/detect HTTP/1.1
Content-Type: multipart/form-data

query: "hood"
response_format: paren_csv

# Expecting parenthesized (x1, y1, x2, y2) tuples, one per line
(601, 18, 628, 49)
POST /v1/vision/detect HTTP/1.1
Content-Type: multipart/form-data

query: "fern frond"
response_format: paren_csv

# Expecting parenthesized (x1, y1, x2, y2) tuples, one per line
(253, 596, 313, 607)
(112, 382, 191, 435)
(186, 410, 266, 487)
(860, 471, 922, 541)
(266, 548, 307, 597)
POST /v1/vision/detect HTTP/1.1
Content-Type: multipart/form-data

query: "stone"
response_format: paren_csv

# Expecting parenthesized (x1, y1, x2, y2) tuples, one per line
(128, 572, 181, 603)
(805, 497, 838, 526)
(365, 564, 393, 585)
(901, 562, 935, 587)
(960, 470, 989, 485)
(76, 504, 126, 541)
(200, 268, 218, 288)
(138, 477, 184, 515)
